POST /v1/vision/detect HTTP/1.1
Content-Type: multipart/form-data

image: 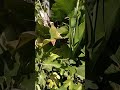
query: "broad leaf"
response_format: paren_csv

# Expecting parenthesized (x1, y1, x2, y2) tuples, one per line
(76, 61, 85, 79)
(51, 0, 77, 21)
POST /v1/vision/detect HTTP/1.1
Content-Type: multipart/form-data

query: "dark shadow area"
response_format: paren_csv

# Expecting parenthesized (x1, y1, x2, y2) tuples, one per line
(0, 0, 35, 90)
(85, 0, 120, 89)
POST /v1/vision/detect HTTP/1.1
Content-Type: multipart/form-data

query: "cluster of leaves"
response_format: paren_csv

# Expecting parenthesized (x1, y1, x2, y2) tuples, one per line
(0, 0, 35, 90)
(35, 0, 85, 90)
(85, 0, 120, 89)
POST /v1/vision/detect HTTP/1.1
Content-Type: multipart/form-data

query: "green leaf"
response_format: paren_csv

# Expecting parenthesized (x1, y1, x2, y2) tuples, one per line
(104, 64, 120, 74)
(43, 61, 61, 69)
(69, 59, 76, 64)
(63, 79, 74, 90)
(36, 84, 41, 90)
(53, 44, 70, 58)
(43, 53, 59, 62)
(41, 39, 51, 46)
(74, 21, 85, 46)
(73, 83, 83, 90)
(37, 71, 46, 88)
(42, 53, 60, 71)
(57, 86, 67, 90)
(68, 66, 76, 76)
(110, 55, 120, 67)
(57, 26, 68, 35)
(21, 73, 35, 90)
(60, 68, 65, 76)
(70, 17, 76, 28)
(49, 24, 62, 39)
(109, 81, 120, 90)
(51, 0, 77, 21)
(4, 53, 20, 77)
(0, 76, 5, 89)
(85, 79, 98, 90)
(76, 61, 85, 79)
(36, 23, 50, 38)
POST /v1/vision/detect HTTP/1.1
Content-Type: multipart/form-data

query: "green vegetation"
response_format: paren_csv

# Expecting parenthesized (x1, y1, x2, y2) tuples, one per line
(35, 0, 85, 90)
(85, 0, 120, 89)
(0, 0, 35, 90)
(0, 0, 120, 90)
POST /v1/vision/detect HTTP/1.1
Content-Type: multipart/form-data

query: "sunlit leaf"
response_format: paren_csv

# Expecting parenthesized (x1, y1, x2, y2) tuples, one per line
(49, 23, 62, 39)
(74, 21, 85, 46)
(76, 61, 85, 79)
(57, 26, 68, 35)
(63, 79, 74, 90)
(38, 71, 46, 88)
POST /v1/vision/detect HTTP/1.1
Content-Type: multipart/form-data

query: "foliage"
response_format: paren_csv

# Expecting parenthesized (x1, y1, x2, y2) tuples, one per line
(35, 0, 85, 90)
(0, 0, 35, 90)
(85, 0, 120, 89)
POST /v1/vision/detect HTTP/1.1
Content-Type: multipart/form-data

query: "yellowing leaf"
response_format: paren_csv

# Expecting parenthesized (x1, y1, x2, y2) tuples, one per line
(47, 79, 58, 89)
(42, 39, 56, 46)
(47, 79, 54, 88)
(49, 23, 62, 39)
